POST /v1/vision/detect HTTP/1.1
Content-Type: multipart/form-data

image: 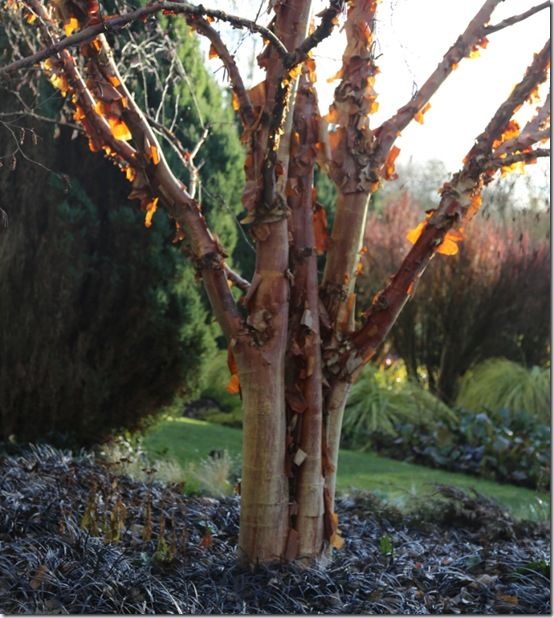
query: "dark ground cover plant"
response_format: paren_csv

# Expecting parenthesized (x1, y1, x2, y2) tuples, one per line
(0, 444, 550, 614)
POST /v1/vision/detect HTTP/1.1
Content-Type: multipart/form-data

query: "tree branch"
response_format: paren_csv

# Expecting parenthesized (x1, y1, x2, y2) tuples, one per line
(86, 33, 244, 338)
(487, 147, 550, 171)
(373, 0, 502, 165)
(494, 93, 550, 158)
(484, 1, 550, 35)
(320, 0, 380, 328)
(223, 264, 250, 292)
(188, 16, 255, 126)
(24, 0, 137, 165)
(0, 0, 288, 76)
(284, 0, 345, 68)
(347, 39, 551, 375)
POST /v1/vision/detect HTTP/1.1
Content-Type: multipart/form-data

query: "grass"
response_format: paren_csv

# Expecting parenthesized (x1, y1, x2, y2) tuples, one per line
(143, 416, 550, 522)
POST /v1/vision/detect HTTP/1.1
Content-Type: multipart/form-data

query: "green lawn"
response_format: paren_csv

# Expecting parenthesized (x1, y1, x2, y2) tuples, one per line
(143, 416, 549, 521)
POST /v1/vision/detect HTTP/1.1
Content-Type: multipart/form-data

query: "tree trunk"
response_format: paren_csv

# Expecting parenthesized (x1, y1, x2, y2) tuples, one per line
(10, 0, 550, 572)
(236, 0, 316, 565)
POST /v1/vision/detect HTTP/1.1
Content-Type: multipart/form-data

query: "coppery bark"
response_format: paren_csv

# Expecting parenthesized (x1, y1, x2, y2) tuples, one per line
(236, 0, 314, 563)
(286, 66, 325, 561)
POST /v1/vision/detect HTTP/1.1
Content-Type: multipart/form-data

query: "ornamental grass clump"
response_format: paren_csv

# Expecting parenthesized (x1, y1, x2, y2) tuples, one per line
(457, 359, 550, 423)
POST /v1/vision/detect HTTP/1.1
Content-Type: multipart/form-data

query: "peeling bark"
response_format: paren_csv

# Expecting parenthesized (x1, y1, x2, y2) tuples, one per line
(286, 68, 325, 561)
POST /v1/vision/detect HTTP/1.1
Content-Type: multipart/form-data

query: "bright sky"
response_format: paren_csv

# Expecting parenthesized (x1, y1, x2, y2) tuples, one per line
(203, 0, 550, 188)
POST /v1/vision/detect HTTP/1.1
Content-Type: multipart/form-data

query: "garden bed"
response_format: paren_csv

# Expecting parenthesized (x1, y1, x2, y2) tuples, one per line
(0, 445, 550, 614)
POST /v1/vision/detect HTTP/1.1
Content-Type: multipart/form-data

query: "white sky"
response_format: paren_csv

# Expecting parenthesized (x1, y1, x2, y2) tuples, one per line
(203, 0, 550, 188)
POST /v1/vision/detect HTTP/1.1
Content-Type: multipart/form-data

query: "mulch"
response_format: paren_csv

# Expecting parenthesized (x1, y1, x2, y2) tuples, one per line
(0, 444, 550, 614)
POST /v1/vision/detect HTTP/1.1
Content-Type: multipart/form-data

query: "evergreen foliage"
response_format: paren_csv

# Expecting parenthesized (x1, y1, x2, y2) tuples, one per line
(0, 22, 243, 445)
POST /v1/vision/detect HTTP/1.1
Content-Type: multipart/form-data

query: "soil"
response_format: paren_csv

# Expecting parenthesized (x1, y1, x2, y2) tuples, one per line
(0, 444, 550, 614)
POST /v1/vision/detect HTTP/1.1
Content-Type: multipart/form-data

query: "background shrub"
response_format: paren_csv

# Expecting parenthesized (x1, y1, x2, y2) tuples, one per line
(456, 359, 550, 423)
(0, 21, 243, 446)
(342, 364, 455, 449)
(360, 164, 550, 404)
(368, 408, 550, 491)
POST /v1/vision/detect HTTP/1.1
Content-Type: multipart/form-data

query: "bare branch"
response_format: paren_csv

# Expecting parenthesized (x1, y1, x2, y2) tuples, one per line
(0, 110, 82, 133)
(487, 147, 550, 171)
(23, 0, 137, 165)
(373, 0, 502, 164)
(494, 93, 550, 157)
(188, 16, 255, 126)
(464, 39, 550, 166)
(284, 0, 345, 68)
(224, 264, 250, 292)
(484, 1, 550, 35)
(347, 40, 551, 375)
(86, 34, 244, 338)
(0, 1, 288, 76)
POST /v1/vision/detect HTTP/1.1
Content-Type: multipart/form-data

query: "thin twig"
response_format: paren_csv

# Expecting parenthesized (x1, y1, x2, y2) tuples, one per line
(224, 264, 251, 292)
(484, 1, 550, 35)
(0, 110, 82, 133)
(0, 1, 288, 76)
(486, 147, 550, 172)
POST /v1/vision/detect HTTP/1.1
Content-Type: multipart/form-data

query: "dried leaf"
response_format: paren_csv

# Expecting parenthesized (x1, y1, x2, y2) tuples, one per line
(330, 531, 345, 550)
(30, 564, 48, 590)
(200, 531, 213, 548)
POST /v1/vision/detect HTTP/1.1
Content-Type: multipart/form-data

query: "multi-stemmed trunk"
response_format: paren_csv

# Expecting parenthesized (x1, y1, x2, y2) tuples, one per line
(4, 0, 550, 568)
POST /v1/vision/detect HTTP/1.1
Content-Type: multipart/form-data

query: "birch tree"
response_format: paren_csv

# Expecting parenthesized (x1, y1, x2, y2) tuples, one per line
(0, 0, 550, 565)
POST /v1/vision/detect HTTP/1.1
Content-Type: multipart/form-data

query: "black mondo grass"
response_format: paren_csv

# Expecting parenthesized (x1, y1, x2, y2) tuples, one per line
(0, 444, 550, 614)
